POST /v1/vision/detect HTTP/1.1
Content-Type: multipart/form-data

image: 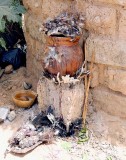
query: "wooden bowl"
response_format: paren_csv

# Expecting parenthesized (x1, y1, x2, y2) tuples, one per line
(12, 90, 37, 108)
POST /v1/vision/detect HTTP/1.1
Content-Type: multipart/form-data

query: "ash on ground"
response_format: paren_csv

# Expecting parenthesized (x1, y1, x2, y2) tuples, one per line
(3, 104, 126, 160)
(7, 105, 82, 154)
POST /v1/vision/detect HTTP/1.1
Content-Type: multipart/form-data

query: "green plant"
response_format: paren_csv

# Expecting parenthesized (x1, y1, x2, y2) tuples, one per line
(0, 37, 6, 49)
(78, 127, 89, 144)
(0, 0, 25, 49)
(0, 0, 25, 32)
(106, 157, 112, 160)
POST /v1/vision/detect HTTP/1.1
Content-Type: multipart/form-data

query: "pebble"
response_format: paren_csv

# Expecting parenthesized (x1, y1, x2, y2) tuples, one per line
(23, 82, 32, 90)
(7, 111, 16, 122)
(12, 70, 16, 74)
(4, 65, 13, 74)
(99, 142, 110, 149)
(7, 86, 12, 90)
(0, 107, 10, 122)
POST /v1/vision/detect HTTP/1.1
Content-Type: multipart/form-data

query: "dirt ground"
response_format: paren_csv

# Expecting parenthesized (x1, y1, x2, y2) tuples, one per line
(0, 68, 126, 160)
(0, 67, 37, 106)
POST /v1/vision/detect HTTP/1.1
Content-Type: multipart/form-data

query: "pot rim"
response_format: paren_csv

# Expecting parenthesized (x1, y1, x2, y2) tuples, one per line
(47, 35, 81, 46)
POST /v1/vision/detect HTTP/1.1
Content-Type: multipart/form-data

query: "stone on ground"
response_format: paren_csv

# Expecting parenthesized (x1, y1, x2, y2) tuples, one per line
(7, 111, 16, 122)
(4, 65, 13, 74)
(0, 107, 10, 122)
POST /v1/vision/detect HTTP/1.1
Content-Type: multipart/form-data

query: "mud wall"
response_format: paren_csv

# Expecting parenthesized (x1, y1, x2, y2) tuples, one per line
(23, 0, 126, 118)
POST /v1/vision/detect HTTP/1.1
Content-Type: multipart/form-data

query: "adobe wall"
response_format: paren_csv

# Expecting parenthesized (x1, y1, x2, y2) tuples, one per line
(23, 0, 126, 118)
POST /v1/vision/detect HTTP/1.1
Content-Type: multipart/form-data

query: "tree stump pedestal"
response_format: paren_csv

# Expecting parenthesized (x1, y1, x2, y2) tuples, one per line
(37, 75, 84, 129)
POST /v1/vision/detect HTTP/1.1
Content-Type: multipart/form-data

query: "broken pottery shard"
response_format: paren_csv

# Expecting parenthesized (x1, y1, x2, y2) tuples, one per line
(0, 107, 10, 122)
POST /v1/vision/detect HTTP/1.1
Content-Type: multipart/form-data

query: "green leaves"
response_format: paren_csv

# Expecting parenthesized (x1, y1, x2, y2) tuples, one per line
(0, 18, 6, 32)
(78, 127, 89, 144)
(0, 37, 7, 49)
(0, 0, 26, 32)
(12, 0, 26, 14)
(0, 0, 12, 6)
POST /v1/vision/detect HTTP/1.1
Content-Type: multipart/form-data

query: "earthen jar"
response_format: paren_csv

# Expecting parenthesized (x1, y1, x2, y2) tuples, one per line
(43, 36, 84, 76)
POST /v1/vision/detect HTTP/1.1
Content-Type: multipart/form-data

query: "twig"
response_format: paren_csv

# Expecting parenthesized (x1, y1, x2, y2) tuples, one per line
(84, 45, 88, 94)
(82, 51, 95, 127)
(77, 61, 86, 79)
(78, 71, 90, 80)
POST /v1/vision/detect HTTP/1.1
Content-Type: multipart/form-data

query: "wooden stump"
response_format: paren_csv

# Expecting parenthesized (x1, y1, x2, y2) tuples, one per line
(37, 76, 84, 129)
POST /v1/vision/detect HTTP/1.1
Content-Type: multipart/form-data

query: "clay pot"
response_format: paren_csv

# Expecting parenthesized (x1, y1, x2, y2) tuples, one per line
(43, 36, 84, 76)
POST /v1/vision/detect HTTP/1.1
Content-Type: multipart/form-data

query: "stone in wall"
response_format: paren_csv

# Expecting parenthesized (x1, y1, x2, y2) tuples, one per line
(92, 86, 126, 118)
(86, 35, 126, 67)
(90, 64, 99, 88)
(91, 63, 126, 96)
(85, 5, 116, 36)
(91, 0, 126, 8)
(105, 67, 126, 96)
